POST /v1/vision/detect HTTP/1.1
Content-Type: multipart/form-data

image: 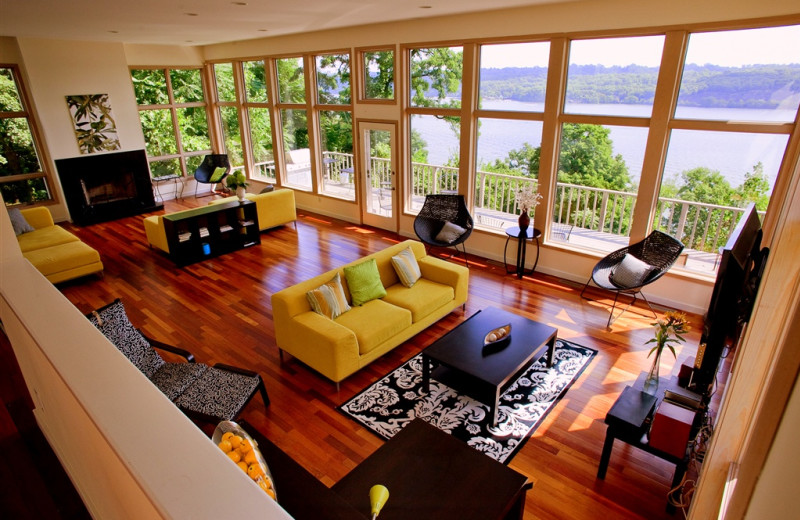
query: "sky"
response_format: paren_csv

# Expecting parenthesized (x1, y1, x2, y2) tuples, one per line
(480, 24, 800, 69)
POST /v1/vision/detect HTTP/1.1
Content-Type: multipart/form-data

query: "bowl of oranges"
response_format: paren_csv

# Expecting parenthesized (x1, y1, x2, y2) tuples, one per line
(212, 421, 277, 501)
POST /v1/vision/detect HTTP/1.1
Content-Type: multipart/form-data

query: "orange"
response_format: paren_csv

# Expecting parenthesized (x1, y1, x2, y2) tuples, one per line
(240, 439, 254, 453)
(229, 435, 243, 450)
(247, 463, 264, 480)
(237, 461, 248, 472)
(244, 450, 257, 465)
(221, 431, 234, 442)
(227, 450, 242, 464)
(217, 440, 232, 453)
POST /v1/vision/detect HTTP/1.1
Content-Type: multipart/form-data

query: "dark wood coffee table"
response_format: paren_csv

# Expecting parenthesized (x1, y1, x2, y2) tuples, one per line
(422, 307, 557, 425)
(332, 418, 532, 520)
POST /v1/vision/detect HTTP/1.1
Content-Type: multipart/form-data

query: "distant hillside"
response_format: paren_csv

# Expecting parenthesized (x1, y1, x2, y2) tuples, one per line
(478, 63, 800, 108)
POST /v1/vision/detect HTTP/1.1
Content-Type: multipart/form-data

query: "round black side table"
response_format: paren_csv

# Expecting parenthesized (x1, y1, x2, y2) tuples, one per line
(504, 226, 542, 279)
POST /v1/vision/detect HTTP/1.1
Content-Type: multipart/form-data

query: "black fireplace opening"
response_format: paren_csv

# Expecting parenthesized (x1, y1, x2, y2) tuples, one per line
(56, 149, 162, 226)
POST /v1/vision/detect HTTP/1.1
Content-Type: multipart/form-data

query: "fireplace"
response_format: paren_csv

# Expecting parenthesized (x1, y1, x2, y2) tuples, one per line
(56, 149, 162, 225)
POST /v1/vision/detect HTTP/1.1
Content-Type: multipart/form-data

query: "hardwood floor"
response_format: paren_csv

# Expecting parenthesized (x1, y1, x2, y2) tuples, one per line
(3, 196, 713, 519)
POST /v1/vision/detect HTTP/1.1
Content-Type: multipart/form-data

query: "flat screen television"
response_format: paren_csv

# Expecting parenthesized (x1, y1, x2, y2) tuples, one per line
(690, 204, 769, 398)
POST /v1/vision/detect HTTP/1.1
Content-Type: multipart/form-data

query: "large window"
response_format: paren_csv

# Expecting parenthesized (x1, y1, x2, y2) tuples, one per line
(131, 67, 211, 178)
(408, 46, 463, 211)
(213, 63, 244, 172)
(1, 66, 53, 205)
(362, 49, 395, 101)
(276, 57, 311, 190)
(552, 35, 664, 252)
(655, 25, 800, 272)
(243, 60, 275, 183)
(473, 41, 549, 231)
(316, 53, 354, 200)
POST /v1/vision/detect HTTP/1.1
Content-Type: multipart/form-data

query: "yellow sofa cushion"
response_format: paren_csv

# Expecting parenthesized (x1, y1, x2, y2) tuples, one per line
(335, 299, 412, 355)
(383, 278, 455, 323)
(16, 225, 79, 252)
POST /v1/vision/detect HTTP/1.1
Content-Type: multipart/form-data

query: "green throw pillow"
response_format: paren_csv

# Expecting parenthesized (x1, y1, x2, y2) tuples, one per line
(209, 166, 228, 183)
(343, 258, 386, 306)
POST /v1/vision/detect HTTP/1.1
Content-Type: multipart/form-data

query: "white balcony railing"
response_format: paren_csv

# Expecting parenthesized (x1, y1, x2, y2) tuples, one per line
(244, 151, 753, 271)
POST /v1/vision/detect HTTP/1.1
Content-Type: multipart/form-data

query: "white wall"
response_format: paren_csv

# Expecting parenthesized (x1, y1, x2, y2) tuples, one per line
(15, 38, 148, 221)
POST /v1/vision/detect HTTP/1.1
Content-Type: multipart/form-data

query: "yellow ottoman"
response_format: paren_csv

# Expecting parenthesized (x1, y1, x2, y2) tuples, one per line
(23, 241, 104, 284)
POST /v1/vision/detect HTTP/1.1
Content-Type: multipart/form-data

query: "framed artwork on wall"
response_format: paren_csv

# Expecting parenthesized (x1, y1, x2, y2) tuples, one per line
(66, 93, 121, 154)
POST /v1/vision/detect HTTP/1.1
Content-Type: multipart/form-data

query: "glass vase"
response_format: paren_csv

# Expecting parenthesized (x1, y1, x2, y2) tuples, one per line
(643, 349, 661, 396)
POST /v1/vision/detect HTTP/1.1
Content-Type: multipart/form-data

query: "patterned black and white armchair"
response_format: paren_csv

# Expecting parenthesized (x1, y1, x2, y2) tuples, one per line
(87, 299, 269, 423)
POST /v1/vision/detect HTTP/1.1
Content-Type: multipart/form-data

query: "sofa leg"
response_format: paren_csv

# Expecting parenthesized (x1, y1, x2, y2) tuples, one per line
(278, 349, 284, 362)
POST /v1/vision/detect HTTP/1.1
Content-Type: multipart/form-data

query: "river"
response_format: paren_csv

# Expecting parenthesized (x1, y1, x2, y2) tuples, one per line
(411, 101, 794, 189)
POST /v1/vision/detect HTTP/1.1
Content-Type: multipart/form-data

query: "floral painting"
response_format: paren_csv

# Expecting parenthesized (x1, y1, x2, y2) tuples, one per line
(66, 94, 120, 154)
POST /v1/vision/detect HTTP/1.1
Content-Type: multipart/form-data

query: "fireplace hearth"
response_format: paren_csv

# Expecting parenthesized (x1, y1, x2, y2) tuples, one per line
(56, 149, 162, 226)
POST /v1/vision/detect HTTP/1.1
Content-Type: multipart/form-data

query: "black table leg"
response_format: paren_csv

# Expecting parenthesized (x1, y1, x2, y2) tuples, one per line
(597, 429, 616, 479)
(422, 353, 430, 393)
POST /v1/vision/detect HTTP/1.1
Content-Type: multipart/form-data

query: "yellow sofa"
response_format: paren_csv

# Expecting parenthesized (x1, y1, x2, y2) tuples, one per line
(16, 207, 104, 284)
(271, 240, 469, 386)
(143, 189, 297, 253)
(208, 189, 297, 232)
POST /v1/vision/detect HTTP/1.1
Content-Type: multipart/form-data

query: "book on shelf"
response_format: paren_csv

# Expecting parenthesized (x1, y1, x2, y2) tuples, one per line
(219, 224, 234, 233)
(239, 220, 255, 226)
(178, 232, 192, 242)
(199, 227, 210, 238)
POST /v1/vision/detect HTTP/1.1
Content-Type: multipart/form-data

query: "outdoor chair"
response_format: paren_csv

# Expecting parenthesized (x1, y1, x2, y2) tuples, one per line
(193, 154, 231, 197)
(87, 299, 269, 423)
(414, 194, 473, 267)
(580, 230, 684, 327)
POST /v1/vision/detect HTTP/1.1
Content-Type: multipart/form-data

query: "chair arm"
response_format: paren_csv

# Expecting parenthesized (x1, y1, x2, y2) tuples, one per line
(140, 331, 195, 362)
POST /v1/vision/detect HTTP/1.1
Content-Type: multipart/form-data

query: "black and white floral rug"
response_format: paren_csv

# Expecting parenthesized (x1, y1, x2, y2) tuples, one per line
(339, 339, 597, 464)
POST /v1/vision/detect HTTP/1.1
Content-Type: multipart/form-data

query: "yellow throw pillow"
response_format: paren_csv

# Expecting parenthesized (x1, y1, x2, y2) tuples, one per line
(209, 166, 228, 183)
(306, 273, 351, 319)
(343, 258, 386, 306)
(391, 247, 422, 287)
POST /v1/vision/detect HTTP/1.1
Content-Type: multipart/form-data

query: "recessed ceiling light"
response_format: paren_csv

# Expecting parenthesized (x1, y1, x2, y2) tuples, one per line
(108, 30, 119, 34)
(232, 1, 248, 5)
(258, 29, 268, 32)
(184, 12, 198, 16)
(419, 5, 432, 8)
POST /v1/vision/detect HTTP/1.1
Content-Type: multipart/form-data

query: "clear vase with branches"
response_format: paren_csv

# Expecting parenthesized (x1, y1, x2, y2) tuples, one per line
(643, 311, 690, 395)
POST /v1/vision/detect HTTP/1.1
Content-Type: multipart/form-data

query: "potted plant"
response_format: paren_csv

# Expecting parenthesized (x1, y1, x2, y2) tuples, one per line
(643, 311, 690, 395)
(225, 171, 250, 202)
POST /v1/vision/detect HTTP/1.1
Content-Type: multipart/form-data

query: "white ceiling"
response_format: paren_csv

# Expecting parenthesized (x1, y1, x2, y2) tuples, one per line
(0, 0, 561, 46)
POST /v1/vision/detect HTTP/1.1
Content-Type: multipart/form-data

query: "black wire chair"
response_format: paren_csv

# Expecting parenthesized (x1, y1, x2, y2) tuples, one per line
(193, 154, 231, 197)
(413, 194, 473, 267)
(580, 230, 684, 327)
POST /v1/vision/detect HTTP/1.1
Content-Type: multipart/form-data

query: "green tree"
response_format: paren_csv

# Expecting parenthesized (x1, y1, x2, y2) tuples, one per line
(557, 124, 632, 191)
(733, 162, 770, 211)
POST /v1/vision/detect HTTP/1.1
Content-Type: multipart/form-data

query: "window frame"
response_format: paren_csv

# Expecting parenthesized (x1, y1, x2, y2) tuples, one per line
(357, 46, 397, 104)
(0, 63, 56, 206)
(130, 66, 213, 179)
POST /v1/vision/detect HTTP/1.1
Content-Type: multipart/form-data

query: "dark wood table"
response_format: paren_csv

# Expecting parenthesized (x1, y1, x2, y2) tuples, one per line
(332, 418, 532, 520)
(597, 384, 699, 513)
(503, 226, 542, 278)
(421, 307, 557, 425)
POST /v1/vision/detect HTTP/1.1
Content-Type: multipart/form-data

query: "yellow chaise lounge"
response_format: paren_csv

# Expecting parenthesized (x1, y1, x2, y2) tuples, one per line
(271, 240, 469, 387)
(14, 207, 104, 284)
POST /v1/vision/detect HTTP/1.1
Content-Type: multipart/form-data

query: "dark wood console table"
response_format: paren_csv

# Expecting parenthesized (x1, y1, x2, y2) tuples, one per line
(163, 200, 260, 266)
(598, 385, 697, 513)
